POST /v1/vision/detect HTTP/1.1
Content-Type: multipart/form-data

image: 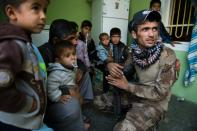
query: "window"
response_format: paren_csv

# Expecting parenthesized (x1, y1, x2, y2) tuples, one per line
(161, 0, 195, 42)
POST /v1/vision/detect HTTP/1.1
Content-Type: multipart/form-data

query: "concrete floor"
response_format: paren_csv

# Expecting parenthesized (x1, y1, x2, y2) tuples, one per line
(83, 95, 197, 131)
(158, 95, 197, 131)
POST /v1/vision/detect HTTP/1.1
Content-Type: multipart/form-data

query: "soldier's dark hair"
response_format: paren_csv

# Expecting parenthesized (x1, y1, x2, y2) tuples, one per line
(81, 20, 92, 28)
(110, 27, 121, 36)
(150, 0, 161, 8)
(54, 40, 75, 59)
(99, 32, 109, 41)
(128, 10, 161, 33)
(128, 20, 144, 33)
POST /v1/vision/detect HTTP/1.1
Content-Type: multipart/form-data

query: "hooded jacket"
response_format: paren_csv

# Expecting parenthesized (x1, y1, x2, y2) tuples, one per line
(47, 63, 76, 102)
(0, 22, 47, 129)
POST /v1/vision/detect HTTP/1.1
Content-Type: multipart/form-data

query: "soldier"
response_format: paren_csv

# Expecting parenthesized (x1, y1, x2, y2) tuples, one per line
(106, 10, 179, 131)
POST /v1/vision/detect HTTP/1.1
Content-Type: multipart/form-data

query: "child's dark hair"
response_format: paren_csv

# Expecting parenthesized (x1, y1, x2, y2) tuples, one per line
(99, 33, 109, 41)
(0, 0, 50, 10)
(0, 0, 50, 20)
(81, 20, 92, 28)
(110, 27, 121, 36)
(150, 0, 161, 8)
(54, 40, 75, 59)
(1, 0, 22, 8)
(49, 19, 75, 42)
(0, 0, 23, 18)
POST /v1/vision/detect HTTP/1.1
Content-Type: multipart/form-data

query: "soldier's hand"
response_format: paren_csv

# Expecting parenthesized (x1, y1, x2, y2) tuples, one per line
(107, 63, 123, 78)
(106, 75, 128, 90)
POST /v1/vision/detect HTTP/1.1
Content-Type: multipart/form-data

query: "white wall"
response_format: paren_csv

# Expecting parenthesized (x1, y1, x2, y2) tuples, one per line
(31, 25, 49, 47)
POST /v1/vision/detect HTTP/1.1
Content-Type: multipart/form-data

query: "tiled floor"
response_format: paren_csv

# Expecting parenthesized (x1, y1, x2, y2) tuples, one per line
(83, 95, 197, 131)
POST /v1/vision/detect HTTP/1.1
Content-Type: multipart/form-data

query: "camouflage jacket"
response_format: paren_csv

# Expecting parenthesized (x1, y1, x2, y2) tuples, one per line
(126, 46, 178, 112)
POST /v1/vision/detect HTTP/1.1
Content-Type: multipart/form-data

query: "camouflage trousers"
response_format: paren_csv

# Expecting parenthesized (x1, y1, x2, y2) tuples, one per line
(94, 92, 131, 112)
(114, 102, 164, 131)
(94, 94, 164, 131)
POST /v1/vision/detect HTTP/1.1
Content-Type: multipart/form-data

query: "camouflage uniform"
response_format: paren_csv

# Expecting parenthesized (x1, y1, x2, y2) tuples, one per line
(94, 46, 178, 131)
(114, 46, 178, 131)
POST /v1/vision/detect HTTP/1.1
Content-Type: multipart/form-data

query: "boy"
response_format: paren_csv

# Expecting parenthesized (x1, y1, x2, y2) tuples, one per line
(78, 20, 97, 64)
(47, 40, 81, 104)
(46, 40, 87, 131)
(109, 27, 135, 80)
(96, 33, 113, 93)
(110, 27, 134, 120)
(110, 27, 128, 66)
(78, 20, 99, 81)
(149, 0, 177, 46)
(0, 0, 49, 130)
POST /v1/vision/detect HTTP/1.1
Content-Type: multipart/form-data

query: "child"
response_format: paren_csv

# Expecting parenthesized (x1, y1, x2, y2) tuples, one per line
(110, 27, 134, 79)
(78, 20, 97, 63)
(149, 0, 174, 45)
(46, 40, 87, 131)
(109, 27, 134, 120)
(47, 40, 82, 104)
(96, 33, 113, 93)
(110, 27, 128, 65)
(0, 0, 49, 130)
(78, 20, 99, 80)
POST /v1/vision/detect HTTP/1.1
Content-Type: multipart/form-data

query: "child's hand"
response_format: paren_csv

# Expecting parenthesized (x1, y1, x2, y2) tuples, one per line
(59, 95, 71, 104)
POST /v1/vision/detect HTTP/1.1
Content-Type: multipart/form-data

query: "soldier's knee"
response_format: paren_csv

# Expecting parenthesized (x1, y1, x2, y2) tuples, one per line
(113, 119, 137, 131)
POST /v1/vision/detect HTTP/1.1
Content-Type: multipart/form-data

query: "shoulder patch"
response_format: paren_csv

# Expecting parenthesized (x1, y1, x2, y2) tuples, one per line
(160, 47, 176, 66)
